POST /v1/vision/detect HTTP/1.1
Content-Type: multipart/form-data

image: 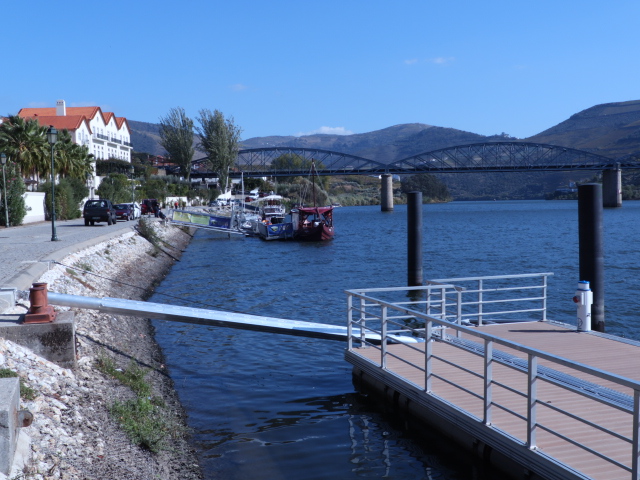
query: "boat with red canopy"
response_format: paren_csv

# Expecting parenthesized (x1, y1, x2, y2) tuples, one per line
(291, 206, 334, 241)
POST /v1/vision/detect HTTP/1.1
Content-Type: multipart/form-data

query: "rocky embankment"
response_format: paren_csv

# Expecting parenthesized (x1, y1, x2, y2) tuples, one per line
(1, 220, 202, 480)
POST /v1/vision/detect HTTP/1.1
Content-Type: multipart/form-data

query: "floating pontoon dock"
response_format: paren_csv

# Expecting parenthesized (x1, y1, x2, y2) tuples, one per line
(344, 273, 640, 480)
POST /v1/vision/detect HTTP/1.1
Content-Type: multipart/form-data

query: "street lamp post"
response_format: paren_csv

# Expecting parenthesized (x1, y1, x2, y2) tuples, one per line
(0, 153, 9, 228)
(47, 126, 59, 241)
(129, 165, 135, 203)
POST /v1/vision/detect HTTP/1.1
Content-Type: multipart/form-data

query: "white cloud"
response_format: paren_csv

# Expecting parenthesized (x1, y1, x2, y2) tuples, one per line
(404, 58, 419, 65)
(429, 56, 455, 65)
(295, 126, 354, 137)
(231, 83, 248, 92)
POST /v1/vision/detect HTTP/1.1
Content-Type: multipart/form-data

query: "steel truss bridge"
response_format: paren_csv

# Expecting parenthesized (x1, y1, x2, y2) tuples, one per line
(190, 141, 639, 179)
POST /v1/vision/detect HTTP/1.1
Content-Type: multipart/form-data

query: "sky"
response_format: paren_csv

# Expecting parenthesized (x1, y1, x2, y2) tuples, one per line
(2, 0, 639, 141)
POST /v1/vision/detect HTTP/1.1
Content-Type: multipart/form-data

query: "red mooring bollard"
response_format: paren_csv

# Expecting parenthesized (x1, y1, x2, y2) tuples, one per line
(24, 282, 56, 324)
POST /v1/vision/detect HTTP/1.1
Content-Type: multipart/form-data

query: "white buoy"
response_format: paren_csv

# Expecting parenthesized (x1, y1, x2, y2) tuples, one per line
(573, 280, 593, 332)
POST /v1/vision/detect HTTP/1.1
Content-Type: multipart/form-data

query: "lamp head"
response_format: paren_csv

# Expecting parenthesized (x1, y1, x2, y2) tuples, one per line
(47, 126, 58, 145)
(0, 153, 6, 165)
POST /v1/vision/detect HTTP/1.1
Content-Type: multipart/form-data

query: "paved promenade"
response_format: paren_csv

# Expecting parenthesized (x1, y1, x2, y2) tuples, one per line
(0, 218, 142, 291)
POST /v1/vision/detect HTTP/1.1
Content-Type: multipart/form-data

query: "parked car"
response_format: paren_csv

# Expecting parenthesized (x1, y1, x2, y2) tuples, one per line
(83, 199, 117, 226)
(127, 202, 141, 219)
(114, 203, 134, 221)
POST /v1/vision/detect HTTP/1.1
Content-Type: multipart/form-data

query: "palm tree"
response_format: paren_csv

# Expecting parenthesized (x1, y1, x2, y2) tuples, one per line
(0, 116, 48, 181)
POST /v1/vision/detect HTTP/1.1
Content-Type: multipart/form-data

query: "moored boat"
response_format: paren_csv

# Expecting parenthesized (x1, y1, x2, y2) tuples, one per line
(291, 206, 334, 241)
(251, 195, 295, 240)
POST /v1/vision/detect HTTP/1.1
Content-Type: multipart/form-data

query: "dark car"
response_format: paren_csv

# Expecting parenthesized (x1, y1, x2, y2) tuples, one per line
(114, 203, 134, 221)
(83, 199, 117, 226)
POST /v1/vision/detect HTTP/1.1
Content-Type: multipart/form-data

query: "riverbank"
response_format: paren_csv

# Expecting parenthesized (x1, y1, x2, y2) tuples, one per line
(0, 219, 202, 480)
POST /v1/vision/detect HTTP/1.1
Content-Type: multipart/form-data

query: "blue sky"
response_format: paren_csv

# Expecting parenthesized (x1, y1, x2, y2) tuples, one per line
(2, 1, 639, 141)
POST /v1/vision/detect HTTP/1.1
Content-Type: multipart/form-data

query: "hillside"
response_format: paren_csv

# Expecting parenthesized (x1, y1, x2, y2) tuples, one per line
(526, 100, 640, 159)
(240, 123, 503, 163)
(128, 100, 640, 199)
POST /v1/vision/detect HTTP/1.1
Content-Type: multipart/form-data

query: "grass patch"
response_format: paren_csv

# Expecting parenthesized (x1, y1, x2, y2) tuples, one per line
(137, 218, 161, 248)
(96, 355, 172, 452)
(0, 368, 37, 400)
(96, 356, 151, 397)
(110, 397, 169, 453)
(73, 261, 93, 273)
(64, 268, 95, 290)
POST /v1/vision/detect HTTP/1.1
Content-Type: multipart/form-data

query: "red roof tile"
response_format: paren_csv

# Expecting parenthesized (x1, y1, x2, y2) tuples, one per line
(19, 115, 92, 133)
(17, 105, 129, 134)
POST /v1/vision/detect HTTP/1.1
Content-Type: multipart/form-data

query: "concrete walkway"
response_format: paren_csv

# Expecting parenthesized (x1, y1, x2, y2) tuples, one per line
(0, 217, 146, 291)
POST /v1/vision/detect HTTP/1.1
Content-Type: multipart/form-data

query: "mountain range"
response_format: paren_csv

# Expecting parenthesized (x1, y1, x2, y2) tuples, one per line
(129, 100, 640, 199)
(130, 100, 640, 162)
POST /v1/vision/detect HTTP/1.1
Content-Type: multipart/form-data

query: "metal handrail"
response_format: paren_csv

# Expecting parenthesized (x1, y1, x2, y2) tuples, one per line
(346, 273, 640, 478)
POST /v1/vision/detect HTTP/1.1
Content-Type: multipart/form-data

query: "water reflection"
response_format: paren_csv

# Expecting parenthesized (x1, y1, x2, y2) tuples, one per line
(190, 391, 510, 479)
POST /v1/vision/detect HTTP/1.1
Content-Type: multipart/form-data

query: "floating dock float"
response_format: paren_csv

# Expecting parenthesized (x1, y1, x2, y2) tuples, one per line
(344, 274, 640, 480)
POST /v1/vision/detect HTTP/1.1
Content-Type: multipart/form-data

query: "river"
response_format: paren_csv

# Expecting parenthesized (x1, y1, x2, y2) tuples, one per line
(151, 200, 640, 479)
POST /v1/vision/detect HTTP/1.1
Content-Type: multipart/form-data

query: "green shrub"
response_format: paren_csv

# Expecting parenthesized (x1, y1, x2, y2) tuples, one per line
(0, 160, 27, 226)
(40, 176, 88, 220)
(97, 355, 172, 452)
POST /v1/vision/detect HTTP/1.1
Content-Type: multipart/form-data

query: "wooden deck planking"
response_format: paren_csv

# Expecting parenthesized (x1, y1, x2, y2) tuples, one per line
(350, 321, 639, 479)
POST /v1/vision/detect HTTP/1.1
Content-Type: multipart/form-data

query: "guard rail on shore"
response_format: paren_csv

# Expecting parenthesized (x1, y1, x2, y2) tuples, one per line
(345, 273, 640, 479)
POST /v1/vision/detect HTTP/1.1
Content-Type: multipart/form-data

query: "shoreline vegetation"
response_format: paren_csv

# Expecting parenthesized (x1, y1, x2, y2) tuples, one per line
(1, 220, 202, 480)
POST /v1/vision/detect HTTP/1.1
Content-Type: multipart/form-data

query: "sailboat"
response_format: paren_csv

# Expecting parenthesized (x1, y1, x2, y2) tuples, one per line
(290, 160, 335, 241)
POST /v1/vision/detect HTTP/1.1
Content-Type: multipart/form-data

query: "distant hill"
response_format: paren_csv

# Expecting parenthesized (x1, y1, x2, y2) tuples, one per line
(240, 123, 506, 163)
(128, 100, 640, 199)
(526, 100, 640, 159)
(130, 101, 640, 162)
(129, 120, 164, 156)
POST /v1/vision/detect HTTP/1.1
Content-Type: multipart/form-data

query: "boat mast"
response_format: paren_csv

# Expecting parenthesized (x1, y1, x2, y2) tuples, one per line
(311, 159, 317, 208)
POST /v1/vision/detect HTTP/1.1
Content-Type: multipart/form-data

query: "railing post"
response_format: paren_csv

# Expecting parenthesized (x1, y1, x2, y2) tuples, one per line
(347, 294, 353, 351)
(359, 297, 366, 347)
(456, 289, 462, 338)
(484, 339, 493, 425)
(478, 279, 484, 326)
(381, 306, 387, 369)
(542, 274, 548, 321)
(425, 319, 432, 393)
(527, 354, 538, 449)
(633, 388, 640, 480)
(440, 286, 446, 320)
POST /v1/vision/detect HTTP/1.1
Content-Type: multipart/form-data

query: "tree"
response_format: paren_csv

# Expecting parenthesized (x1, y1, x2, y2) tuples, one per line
(0, 117, 93, 182)
(158, 107, 195, 179)
(96, 173, 131, 203)
(400, 174, 451, 202)
(53, 129, 93, 180)
(0, 116, 48, 181)
(142, 178, 169, 205)
(271, 154, 329, 189)
(196, 109, 242, 192)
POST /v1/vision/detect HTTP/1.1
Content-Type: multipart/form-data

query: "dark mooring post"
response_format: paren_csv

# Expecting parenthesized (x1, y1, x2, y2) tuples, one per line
(407, 191, 423, 286)
(578, 183, 605, 332)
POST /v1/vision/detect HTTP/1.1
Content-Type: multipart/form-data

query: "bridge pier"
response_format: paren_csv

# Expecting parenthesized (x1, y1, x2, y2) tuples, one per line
(381, 174, 393, 211)
(602, 166, 622, 208)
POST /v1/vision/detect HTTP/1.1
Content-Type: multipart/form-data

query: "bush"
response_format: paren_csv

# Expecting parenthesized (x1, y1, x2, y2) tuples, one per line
(96, 173, 133, 204)
(141, 178, 168, 205)
(41, 177, 89, 220)
(0, 160, 27, 226)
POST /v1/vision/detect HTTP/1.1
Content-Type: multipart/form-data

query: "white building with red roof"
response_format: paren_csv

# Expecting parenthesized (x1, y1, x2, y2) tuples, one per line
(18, 99, 132, 162)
